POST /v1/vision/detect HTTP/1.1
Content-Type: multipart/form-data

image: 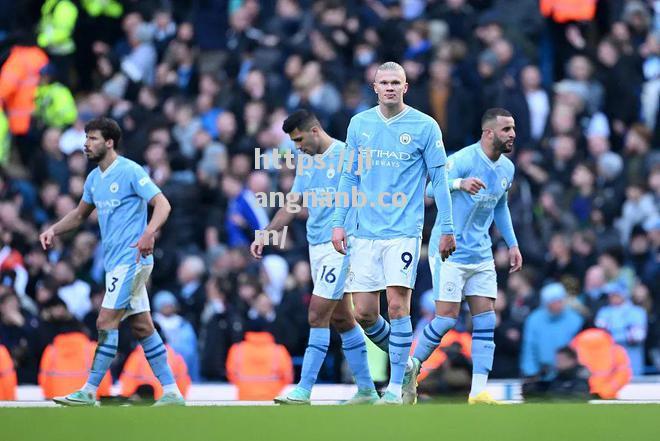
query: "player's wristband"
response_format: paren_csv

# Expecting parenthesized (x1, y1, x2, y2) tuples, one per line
(452, 178, 462, 190)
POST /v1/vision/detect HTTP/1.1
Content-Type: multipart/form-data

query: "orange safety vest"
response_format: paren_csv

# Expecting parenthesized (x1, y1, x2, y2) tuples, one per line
(38, 332, 112, 399)
(226, 332, 293, 400)
(0, 344, 17, 400)
(410, 329, 472, 382)
(0, 45, 49, 135)
(570, 329, 632, 399)
(119, 345, 191, 400)
(540, 0, 597, 23)
(0, 248, 24, 272)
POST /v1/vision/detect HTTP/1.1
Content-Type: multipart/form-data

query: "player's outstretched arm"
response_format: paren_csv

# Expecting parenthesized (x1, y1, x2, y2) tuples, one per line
(40, 200, 95, 250)
(130, 193, 171, 262)
(493, 192, 522, 273)
(250, 196, 299, 259)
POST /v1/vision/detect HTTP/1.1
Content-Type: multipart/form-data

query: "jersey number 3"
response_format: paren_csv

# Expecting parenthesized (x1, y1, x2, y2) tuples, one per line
(108, 277, 119, 292)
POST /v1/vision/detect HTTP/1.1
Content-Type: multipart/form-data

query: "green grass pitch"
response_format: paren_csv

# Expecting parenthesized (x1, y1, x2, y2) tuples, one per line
(1, 404, 658, 441)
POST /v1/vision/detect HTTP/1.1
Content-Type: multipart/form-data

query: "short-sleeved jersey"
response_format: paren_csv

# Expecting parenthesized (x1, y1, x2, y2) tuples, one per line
(291, 140, 356, 244)
(429, 142, 515, 264)
(333, 105, 447, 239)
(82, 156, 161, 271)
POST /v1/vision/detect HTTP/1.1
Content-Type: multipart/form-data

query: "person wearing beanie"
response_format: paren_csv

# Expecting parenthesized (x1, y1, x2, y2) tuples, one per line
(520, 282, 584, 380)
(595, 281, 648, 375)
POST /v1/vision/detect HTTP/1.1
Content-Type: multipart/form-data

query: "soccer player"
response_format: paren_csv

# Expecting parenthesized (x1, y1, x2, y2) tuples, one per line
(250, 110, 378, 405)
(407, 108, 523, 404)
(39, 117, 184, 406)
(331, 62, 456, 404)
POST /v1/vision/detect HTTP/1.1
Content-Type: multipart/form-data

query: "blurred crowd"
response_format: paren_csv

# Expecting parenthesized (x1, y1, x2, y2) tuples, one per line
(0, 0, 658, 391)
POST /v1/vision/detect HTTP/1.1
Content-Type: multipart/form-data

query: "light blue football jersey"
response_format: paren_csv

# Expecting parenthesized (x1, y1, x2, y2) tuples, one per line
(428, 142, 517, 264)
(291, 140, 356, 245)
(332, 106, 447, 238)
(82, 156, 162, 271)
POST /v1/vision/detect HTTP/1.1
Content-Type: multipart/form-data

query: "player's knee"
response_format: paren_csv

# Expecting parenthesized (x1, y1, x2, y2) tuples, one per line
(330, 312, 355, 333)
(435, 302, 460, 319)
(308, 308, 331, 328)
(130, 320, 154, 339)
(387, 301, 409, 319)
(96, 316, 116, 331)
(354, 309, 378, 329)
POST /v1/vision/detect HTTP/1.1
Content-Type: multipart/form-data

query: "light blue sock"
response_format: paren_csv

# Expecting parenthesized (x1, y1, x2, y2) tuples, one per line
(88, 329, 118, 386)
(413, 315, 457, 362)
(340, 326, 375, 391)
(364, 315, 390, 353)
(471, 311, 496, 376)
(140, 331, 176, 386)
(388, 316, 413, 389)
(298, 327, 330, 392)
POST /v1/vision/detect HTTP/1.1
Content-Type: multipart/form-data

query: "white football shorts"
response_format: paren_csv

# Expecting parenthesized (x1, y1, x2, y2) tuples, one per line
(349, 236, 421, 292)
(309, 239, 352, 300)
(102, 263, 153, 319)
(428, 256, 497, 302)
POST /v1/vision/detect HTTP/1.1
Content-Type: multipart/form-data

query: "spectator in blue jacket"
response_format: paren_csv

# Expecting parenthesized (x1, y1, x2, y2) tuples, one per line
(595, 281, 648, 375)
(521, 283, 584, 379)
(153, 290, 200, 381)
(222, 173, 269, 247)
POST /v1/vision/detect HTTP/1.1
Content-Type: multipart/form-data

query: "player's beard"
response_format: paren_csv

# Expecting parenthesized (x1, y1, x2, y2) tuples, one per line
(494, 136, 513, 154)
(86, 148, 106, 163)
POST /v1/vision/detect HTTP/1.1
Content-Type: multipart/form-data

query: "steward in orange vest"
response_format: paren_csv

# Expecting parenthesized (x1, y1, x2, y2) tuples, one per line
(570, 328, 632, 399)
(38, 332, 111, 399)
(119, 345, 191, 400)
(226, 331, 293, 400)
(540, 0, 597, 23)
(0, 44, 49, 135)
(0, 344, 17, 400)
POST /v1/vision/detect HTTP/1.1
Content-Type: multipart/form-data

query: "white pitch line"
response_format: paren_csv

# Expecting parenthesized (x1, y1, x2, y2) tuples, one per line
(2, 400, 659, 408)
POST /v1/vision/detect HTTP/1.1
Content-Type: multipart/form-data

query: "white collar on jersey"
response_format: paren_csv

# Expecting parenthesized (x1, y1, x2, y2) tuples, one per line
(320, 139, 340, 158)
(99, 156, 120, 178)
(376, 105, 411, 125)
(476, 142, 502, 170)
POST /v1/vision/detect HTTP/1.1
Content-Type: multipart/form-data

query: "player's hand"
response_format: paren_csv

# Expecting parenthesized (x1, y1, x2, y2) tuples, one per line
(39, 228, 55, 250)
(439, 234, 456, 261)
(130, 232, 155, 263)
(250, 238, 265, 259)
(509, 246, 523, 273)
(331, 227, 347, 255)
(460, 177, 487, 195)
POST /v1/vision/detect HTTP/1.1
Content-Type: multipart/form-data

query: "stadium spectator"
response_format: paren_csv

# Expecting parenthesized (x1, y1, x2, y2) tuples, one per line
(0, 343, 17, 400)
(173, 255, 207, 332)
(0, 33, 49, 142)
(522, 346, 591, 401)
(520, 283, 584, 379)
(152, 290, 199, 381)
(226, 320, 293, 401)
(595, 281, 648, 375)
(416, 332, 472, 398)
(492, 290, 522, 378)
(0, 288, 41, 384)
(506, 269, 538, 326)
(38, 321, 112, 400)
(198, 276, 244, 381)
(570, 328, 632, 399)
